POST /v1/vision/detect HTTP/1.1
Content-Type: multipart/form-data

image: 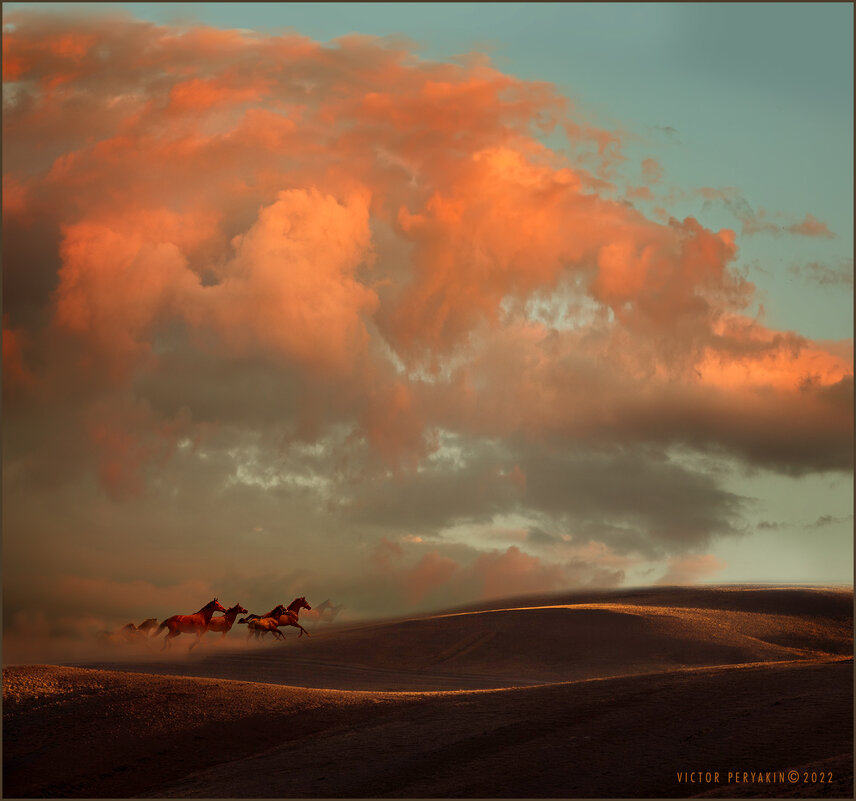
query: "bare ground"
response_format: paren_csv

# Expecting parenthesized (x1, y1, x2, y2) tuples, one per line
(3, 585, 853, 798)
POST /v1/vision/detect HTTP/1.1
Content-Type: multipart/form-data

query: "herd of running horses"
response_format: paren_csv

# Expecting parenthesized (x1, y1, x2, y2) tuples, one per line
(101, 597, 342, 650)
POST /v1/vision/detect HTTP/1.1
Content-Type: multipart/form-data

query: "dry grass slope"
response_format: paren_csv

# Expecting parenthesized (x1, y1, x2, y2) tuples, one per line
(3, 585, 853, 798)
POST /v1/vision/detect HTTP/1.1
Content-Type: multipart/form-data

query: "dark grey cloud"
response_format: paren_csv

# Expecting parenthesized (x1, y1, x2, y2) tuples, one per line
(809, 514, 853, 529)
(653, 124, 679, 141)
(526, 527, 562, 546)
(515, 444, 746, 555)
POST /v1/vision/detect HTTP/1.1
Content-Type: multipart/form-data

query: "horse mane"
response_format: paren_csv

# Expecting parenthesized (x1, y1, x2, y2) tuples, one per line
(286, 597, 308, 613)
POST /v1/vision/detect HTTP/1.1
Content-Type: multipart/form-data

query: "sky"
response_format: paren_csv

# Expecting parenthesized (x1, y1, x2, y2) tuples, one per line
(2, 3, 853, 652)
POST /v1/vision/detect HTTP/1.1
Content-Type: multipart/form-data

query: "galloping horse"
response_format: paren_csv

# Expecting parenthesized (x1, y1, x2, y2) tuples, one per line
(136, 618, 159, 635)
(155, 599, 226, 650)
(313, 600, 342, 624)
(97, 618, 159, 646)
(238, 604, 287, 641)
(205, 603, 248, 640)
(247, 617, 287, 641)
(270, 597, 312, 638)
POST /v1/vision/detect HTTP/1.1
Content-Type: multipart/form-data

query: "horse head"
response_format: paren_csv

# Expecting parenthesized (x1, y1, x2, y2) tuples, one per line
(228, 603, 248, 616)
(209, 598, 227, 613)
(288, 597, 311, 613)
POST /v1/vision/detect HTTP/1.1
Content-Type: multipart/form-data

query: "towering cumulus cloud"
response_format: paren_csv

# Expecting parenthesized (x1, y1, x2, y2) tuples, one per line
(2, 10, 852, 633)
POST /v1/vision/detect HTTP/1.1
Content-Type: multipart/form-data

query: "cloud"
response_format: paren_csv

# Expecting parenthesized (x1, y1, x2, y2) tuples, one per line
(5, 12, 848, 483)
(363, 539, 625, 612)
(625, 185, 654, 201)
(791, 260, 853, 288)
(1, 10, 851, 635)
(809, 514, 853, 529)
(2, 316, 36, 392)
(653, 124, 678, 140)
(641, 157, 663, 184)
(466, 545, 566, 599)
(371, 537, 404, 571)
(655, 554, 727, 585)
(403, 551, 458, 604)
(786, 213, 835, 239)
(697, 189, 836, 240)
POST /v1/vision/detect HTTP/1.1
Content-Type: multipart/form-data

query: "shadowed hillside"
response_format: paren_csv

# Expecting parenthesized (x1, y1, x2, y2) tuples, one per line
(4, 659, 852, 798)
(73, 585, 853, 691)
(4, 585, 852, 797)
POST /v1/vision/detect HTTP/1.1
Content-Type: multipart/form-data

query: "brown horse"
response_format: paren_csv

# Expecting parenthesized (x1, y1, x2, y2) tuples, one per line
(155, 599, 226, 650)
(306, 599, 342, 625)
(247, 617, 287, 641)
(205, 603, 248, 640)
(238, 605, 287, 641)
(137, 618, 159, 635)
(98, 618, 160, 645)
(269, 597, 312, 638)
(118, 623, 143, 642)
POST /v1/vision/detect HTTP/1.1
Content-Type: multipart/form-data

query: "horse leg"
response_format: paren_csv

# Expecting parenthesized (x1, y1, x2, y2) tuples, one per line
(189, 630, 204, 650)
(296, 622, 310, 638)
(162, 630, 179, 651)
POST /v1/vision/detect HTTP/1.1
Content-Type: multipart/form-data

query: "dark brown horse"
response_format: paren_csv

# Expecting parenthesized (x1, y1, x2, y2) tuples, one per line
(205, 603, 248, 640)
(238, 604, 287, 641)
(155, 599, 226, 650)
(269, 597, 312, 638)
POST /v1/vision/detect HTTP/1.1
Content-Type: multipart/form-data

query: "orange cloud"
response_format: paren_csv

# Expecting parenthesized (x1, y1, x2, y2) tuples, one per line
(786, 213, 835, 239)
(167, 73, 270, 113)
(656, 554, 726, 585)
(2, 9, 851, 495)
(641, 157, 663, 184)
(403, 551, 458, 605)
(698, 190, 835, 240)
(626, 185, 654, 201)
(467, 545, 566, 600)
(192, 188, 377, 374)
